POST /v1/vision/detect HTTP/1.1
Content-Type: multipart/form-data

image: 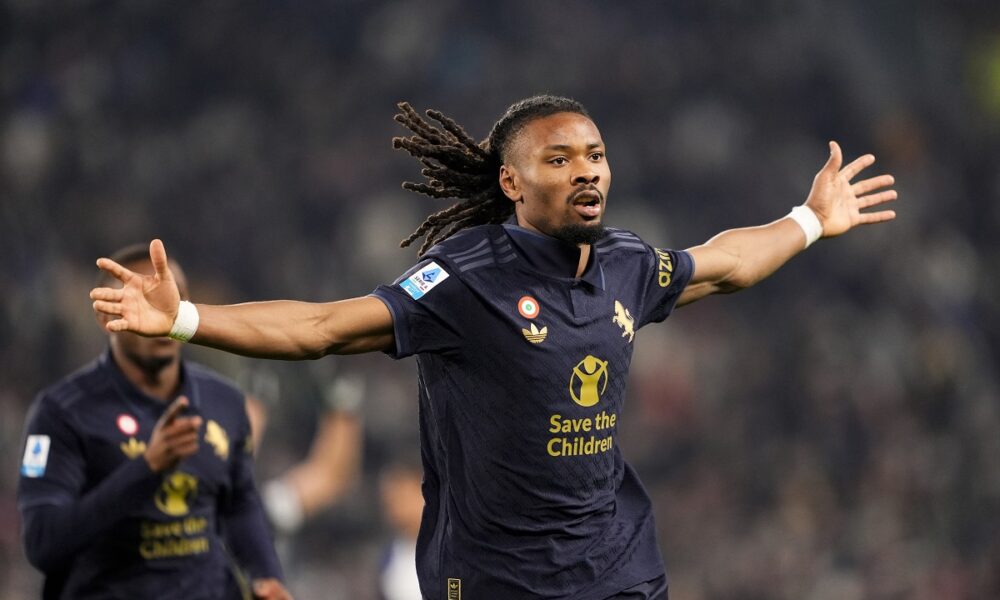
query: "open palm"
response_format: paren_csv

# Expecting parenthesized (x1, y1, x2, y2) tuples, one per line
(90, 239, 180, 336)
(807, 141, 897, 238)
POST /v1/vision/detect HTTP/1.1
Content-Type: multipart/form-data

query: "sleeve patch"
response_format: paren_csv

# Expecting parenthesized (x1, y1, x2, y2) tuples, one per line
(21, 435, 51, 478)
(399, 261, 450, 300)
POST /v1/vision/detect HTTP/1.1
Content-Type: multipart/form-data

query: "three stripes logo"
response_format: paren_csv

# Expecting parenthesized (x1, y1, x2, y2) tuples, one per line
(447, 578, 461, 600)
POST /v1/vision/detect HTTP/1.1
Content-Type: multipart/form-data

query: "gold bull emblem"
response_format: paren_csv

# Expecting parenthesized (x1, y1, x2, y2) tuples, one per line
(612, 300, 635, 343)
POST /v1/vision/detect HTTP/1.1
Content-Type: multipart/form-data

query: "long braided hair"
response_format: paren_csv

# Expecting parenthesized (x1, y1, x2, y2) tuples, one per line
(392, 95, 590, 255)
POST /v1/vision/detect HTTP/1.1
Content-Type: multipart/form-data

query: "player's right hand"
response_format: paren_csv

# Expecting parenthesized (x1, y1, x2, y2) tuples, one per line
(91, 239, 179, 337)
(144, 396, 203, 473)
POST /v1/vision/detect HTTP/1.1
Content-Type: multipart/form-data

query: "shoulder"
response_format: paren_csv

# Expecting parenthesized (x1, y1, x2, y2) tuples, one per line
(184, 362, 244, 403)
(32, 359, 108, 416)
(423, 225, 513, 274)
(593, 228, 652, 256)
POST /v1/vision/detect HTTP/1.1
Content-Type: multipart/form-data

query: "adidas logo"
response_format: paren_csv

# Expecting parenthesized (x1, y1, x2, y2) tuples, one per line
(521, 322, 548, 344)
(120, 437, 147, 459)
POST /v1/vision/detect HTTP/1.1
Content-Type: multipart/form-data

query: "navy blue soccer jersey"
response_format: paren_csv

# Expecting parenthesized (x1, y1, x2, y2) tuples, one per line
(17, 351, 282, 600)
(372, 223, 694, 599)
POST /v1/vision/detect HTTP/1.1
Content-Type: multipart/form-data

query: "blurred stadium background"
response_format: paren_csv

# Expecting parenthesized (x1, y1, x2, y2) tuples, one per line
(2, 1, 999, 598)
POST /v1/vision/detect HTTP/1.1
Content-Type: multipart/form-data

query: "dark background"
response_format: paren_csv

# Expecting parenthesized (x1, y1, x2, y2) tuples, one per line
(2, 1, 999, 598)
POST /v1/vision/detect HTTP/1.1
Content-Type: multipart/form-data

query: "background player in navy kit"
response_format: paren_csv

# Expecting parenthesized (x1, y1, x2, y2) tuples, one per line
(18, 245, 291, 600)
(89, 96, 897, 599)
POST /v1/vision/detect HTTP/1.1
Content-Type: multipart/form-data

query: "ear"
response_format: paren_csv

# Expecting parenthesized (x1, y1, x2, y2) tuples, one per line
(499, 164, 522, 203)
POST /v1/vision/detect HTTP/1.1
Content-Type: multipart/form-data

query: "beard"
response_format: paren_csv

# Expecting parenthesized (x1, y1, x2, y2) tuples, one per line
(551, 222, 607, 245)
(124, 351, 178, 383)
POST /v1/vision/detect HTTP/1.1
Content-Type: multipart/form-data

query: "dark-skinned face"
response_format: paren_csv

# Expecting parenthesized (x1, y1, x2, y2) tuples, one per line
(500, 112, 611, 244)
(99, 259, 190, 380)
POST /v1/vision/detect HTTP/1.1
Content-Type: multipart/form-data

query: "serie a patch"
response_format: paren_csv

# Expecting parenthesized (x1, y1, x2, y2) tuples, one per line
(21, 434, 51, 478)
(400, 261, 450, 300)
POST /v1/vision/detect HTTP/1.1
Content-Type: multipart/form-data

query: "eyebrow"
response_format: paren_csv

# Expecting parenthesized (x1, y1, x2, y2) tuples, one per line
(544, 142, 604, 152)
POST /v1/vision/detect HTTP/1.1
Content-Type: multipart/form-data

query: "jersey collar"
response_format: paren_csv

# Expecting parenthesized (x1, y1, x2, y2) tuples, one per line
(99, 348, 196, 410)
(502, 220, 606, 290)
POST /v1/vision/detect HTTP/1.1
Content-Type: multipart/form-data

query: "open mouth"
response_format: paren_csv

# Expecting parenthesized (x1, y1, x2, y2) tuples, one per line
(572, 190, 603, 220)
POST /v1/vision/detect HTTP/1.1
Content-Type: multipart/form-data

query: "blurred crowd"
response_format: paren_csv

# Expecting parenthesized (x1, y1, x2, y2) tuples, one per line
(2, 1, 998, 598)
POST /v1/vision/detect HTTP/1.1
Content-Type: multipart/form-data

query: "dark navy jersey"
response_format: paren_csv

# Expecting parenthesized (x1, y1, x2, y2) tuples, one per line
(17, 351, 282, 600)
(372, 224, 694, 600)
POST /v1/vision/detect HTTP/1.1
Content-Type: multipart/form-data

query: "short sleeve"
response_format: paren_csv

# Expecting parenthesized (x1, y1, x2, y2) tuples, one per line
(370, 259, 470, 359)
(637, 248, 695, 328)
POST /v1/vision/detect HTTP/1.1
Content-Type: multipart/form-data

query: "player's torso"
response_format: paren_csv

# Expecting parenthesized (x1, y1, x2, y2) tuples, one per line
(65, 361, 245, 595)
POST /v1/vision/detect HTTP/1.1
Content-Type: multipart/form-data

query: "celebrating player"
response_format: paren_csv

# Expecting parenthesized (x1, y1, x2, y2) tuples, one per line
(89, 96, 896, 599)
(20, 245, 291, 599)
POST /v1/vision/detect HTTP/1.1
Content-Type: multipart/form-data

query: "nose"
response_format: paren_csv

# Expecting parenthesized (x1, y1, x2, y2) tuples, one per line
(572, 170, 600, 186)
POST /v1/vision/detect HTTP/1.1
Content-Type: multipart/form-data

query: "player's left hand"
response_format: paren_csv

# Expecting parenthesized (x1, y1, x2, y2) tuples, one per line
(253, 578, 293, 600)
(805, 141, 897, 238)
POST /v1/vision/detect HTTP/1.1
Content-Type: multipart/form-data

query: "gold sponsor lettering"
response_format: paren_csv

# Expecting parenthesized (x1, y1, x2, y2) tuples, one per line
(139, 536, 209, 559)
(547, 411, 617, 457)
(655, 248, 674, 288)
(138, 517, 210, 560)
(546, 434, 614, 457)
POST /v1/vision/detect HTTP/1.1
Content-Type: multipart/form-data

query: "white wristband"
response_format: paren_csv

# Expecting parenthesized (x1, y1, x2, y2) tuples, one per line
(168, 300, 200, 342)
(788, 205, 823, 248)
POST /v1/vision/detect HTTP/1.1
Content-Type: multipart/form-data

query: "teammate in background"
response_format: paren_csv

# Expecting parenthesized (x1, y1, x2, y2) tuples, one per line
(259, 375, 364, 535)
(90, 96, 897, 599)
(19, 244, 291, 600)
(377, 457, 424, 600)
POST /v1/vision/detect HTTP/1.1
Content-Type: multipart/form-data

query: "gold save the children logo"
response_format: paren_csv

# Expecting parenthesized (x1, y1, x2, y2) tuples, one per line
(569, 355, 609, 407)
(154, 472, 198, 516)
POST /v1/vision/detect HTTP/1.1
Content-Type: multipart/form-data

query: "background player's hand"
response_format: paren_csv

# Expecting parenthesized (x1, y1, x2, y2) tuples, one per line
(144, 397, 202, 473)
(253, 578, 293, 599)
(90, 239, 180, 336)
(805, 141, 897, 238)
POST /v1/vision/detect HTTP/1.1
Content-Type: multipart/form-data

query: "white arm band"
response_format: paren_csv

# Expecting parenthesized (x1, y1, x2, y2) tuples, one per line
(168, 300, 200, 342)
(787, 205, 823, 249)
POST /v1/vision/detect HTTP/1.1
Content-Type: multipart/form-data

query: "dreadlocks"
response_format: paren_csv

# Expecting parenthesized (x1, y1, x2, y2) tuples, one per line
(392, 95, 590, 255)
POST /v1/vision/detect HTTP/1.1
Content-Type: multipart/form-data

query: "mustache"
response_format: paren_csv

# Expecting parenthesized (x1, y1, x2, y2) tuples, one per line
(567, 185, 604, 204)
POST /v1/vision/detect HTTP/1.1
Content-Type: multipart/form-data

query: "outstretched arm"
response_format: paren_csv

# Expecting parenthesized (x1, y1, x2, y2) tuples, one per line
(90, 240, 394, 359)
(677, 141, 897, 307)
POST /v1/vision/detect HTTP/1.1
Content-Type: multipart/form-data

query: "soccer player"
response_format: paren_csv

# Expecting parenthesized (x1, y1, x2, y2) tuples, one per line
(19, 244, 291, 600)
(89, 96, 897, 599)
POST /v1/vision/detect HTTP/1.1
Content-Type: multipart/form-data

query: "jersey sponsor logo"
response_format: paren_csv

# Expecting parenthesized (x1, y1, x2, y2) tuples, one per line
(21, 435, 50, 478)
(517, 295, 540, 319)
(655, 248, 674, 287)
(400, 261, 450, 300)
(155, 472, 198, 516)
(612, 300, 635, 343)
(117, 413, 139, 436)
(521, 322, 548, 344)
(204, 420, 229, 460)
(120, 437, 147, 459)
(139, 516, 210, 560)
(569, 355, 609, 407)
(447, 578, 461, 600)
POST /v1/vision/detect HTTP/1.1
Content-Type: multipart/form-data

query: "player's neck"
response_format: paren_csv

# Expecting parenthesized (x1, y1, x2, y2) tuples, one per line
(576, 245, 591, 278)
(110, 347, 182, 402)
